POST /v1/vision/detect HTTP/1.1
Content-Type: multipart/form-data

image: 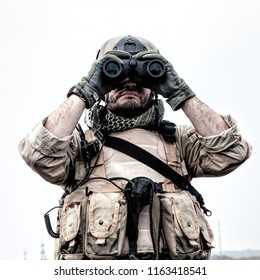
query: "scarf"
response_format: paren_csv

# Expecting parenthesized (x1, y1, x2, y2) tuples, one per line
(85, 99, 165, 140)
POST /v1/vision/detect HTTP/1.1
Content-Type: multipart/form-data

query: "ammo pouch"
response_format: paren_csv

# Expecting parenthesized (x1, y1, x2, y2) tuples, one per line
(123, 177, 214, 260)
(56, 181, 127, 260)
(50, 178, 213, 260)
(158, 188, 214, 259)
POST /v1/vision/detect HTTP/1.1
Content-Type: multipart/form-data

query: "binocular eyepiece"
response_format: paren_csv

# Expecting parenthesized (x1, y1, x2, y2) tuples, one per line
(102, 58, 166, 82)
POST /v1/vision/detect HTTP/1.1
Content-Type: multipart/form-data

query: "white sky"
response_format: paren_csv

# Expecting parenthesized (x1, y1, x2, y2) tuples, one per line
(0, 0, 259, 260)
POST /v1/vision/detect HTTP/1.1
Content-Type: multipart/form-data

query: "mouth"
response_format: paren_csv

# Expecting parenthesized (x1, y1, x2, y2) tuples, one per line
(117, 91, 141, 103)
(120, 90, 138, 97)
(116, 87, 139, 98)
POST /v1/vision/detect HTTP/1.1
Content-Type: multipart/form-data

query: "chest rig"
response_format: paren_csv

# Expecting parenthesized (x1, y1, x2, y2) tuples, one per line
(45, 121, 213, 260)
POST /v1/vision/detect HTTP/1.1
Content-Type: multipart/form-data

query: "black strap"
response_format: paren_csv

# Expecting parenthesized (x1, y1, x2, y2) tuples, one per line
(124, 177, 163, 259)
(105, 136, 187, 189)
(104, 136, 212, 216)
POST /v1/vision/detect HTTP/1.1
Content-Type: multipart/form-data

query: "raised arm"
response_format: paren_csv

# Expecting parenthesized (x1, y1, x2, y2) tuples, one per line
(44, 95, 85, 138)
(181, 96, 229, 137)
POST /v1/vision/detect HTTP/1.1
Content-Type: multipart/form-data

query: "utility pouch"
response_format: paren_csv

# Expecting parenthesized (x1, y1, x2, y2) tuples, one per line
(158, 190, 214, 260)
(56, 188, 86, 260)
(84, 183, 127, 259)
(56, 181, 127, 260)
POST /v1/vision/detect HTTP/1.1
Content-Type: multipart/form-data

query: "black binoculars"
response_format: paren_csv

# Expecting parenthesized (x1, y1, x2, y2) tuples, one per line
(102, 58, 166, 82)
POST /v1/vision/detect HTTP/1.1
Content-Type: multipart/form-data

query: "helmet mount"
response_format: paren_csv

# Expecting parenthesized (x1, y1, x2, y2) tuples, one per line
(96, 35, 159, 59)
(112, 35, 148, 55)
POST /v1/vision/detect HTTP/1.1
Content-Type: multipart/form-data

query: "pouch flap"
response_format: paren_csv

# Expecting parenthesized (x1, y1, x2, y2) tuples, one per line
(61, 203, 81, 241)
(200, 221, 214, 244)
(89, 192, 121, 239)
(60, 188, 85, 241)
(173, 192, 200, 240)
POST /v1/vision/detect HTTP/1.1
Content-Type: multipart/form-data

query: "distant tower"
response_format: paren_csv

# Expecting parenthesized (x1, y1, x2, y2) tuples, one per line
(23, 249, 27, 260)
(40, 242, 46, 260)
(218, 220, 222, 256)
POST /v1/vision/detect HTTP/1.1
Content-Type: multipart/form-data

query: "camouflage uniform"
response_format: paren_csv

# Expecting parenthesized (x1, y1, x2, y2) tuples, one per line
(18, 114, 251, 260)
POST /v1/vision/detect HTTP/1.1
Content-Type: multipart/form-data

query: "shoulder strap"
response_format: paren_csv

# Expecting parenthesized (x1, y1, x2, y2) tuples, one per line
(104, 135, 212, 216)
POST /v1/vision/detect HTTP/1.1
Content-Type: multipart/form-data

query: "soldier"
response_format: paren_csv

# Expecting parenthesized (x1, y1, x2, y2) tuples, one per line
(18, 35, 252, 260)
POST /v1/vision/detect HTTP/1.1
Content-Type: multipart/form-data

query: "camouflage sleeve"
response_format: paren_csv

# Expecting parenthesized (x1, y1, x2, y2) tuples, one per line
(175, 115, 252, 177)
(18, 118, 81, 188)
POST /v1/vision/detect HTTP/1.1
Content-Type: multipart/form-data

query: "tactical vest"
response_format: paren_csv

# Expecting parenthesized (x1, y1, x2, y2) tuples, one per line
(53, 128, 214, 260)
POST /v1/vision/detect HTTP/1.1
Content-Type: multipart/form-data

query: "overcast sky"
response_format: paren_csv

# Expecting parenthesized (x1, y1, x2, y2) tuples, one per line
(0, 0, 259, 260)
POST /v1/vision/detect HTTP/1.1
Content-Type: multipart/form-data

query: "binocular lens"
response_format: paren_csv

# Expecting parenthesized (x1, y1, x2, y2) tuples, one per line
(103, 60, 122, 78)
(103, 58, 165, 80)
(147, 60, 165, 78)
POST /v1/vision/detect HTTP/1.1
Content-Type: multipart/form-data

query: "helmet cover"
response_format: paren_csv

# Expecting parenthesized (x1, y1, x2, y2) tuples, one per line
(96, 35, 159, 59)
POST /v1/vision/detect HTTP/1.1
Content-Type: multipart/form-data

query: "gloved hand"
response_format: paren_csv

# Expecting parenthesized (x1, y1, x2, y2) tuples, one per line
(68, 51, 131, 108)
(133, 51, 195, 110)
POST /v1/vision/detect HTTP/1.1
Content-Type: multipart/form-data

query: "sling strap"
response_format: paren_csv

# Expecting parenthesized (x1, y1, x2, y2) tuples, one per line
(104, 135, 212, 216)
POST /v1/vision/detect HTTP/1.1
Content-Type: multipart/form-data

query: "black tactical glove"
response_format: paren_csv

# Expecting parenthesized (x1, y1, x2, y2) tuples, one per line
(133, 51, 195, 110)
(68, 51, 131, 108)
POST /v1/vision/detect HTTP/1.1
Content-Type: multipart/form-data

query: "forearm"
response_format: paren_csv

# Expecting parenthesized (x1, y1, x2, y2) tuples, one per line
(181, 96, 229, 137)
(175, 114, 252, 178)
(45, 95, 86, 138)
(18, 120, 82, 187)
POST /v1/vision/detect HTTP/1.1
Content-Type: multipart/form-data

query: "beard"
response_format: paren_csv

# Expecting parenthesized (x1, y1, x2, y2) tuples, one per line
(106, 82, 153, 118)
(106, 94, 152, 118)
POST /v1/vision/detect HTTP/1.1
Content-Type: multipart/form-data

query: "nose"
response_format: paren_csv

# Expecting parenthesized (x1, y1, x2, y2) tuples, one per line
(124, 81, 137, 89)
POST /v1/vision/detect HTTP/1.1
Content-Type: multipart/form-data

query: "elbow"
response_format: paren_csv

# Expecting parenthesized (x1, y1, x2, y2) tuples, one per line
(235, 138, 252, 163)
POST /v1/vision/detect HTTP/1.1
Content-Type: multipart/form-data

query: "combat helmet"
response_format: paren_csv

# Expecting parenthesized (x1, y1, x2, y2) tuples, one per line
(96, 35, 159, 59)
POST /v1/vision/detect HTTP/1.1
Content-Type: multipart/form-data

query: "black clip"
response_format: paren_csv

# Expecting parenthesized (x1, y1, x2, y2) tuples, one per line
(76, 123, 100, 162)
(158, 120, 176, 143)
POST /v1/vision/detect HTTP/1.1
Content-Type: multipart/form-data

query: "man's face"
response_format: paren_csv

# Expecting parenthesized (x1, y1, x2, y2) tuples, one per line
(106, 82, 152, 117)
